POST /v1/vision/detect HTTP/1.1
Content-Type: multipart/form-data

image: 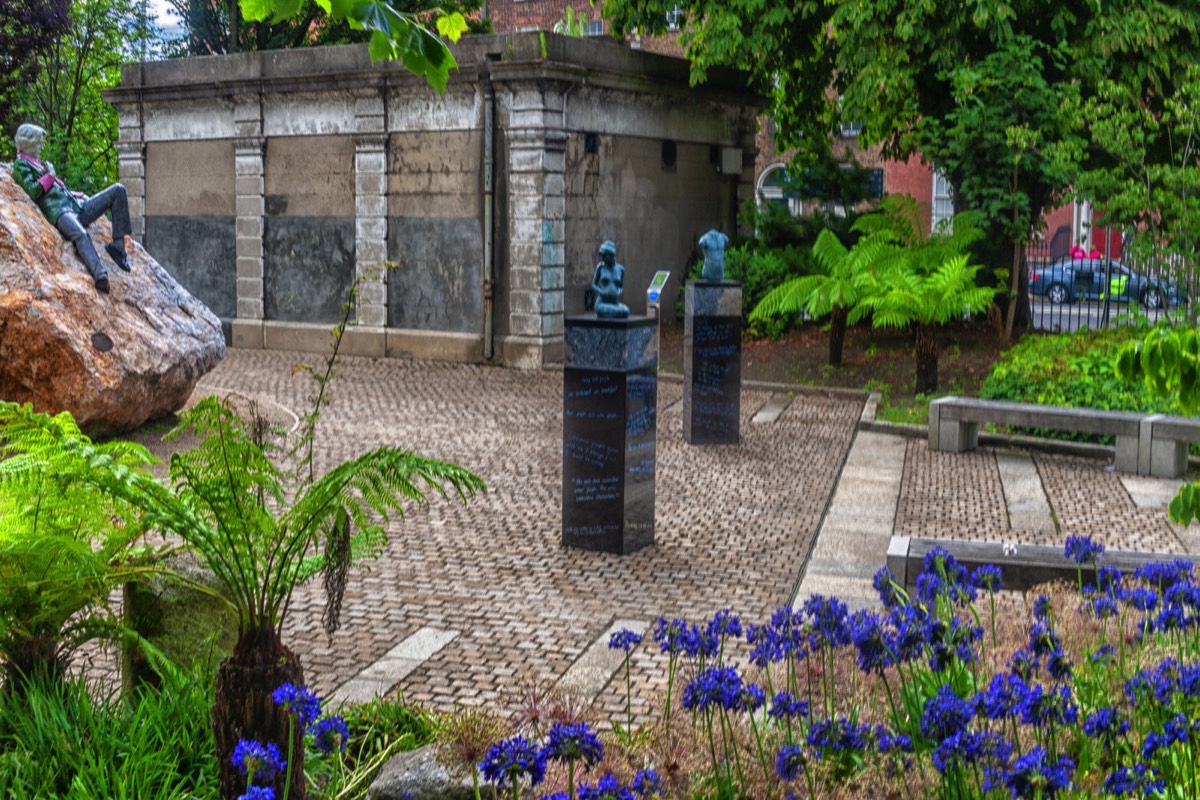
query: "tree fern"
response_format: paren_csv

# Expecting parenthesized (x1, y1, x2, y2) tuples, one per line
(0, 403, 157, 686)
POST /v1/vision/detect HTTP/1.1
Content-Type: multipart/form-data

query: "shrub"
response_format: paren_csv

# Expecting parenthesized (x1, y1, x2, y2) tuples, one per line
(981, 324, 1188, 441)
(676, 244, 818, 338)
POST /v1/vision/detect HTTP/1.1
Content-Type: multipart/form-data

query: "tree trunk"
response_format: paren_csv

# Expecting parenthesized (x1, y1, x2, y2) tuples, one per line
(214, 625, 306, 800)
(995, 241, 1030, 339)
(828, 304, 848, 366)
(2, 633, 65, 697)
(914, 323, 939, 395)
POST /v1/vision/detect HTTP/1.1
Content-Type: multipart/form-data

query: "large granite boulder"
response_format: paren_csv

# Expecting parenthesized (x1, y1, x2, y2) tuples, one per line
(0, 163, 224, 435)
(368, 745, 476, 800)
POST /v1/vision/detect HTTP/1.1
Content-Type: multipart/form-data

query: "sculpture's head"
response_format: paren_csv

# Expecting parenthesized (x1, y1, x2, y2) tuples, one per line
(598, 240, 616, 265)
(14, 124, 46, 158)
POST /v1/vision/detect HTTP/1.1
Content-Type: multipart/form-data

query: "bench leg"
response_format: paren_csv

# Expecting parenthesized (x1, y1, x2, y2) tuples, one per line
(1150, 439, 1189, 478)
(934, 419, 978, 453)
(1114, 434, 1139, 474)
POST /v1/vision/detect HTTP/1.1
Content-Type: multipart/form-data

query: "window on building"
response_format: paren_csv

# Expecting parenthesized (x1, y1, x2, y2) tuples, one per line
(586, 19, 604, 36)
(932, 170, 954, 232)
(757, 165, 800, 215)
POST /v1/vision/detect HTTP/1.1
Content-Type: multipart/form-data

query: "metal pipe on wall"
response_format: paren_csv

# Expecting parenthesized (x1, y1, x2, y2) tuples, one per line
(482, 65, 496, 361)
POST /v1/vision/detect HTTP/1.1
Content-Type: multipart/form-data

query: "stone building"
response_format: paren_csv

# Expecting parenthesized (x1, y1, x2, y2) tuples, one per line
(104, 34, 762, 367)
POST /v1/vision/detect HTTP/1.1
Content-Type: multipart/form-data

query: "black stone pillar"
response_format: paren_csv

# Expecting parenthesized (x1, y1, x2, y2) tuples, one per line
(562, 316, 657, 554)
(684, 280, 742, 444)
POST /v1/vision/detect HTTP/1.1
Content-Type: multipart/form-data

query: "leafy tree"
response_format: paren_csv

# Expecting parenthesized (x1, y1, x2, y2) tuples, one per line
(1077, 64, 1200, 323)
(0, 404, 153, 693)
(234, 0, 468, 90)
(7, 0, 152, 193)
(165, 0, 484, 58)
(603, 0, 1200, 339)
(0, 0, 70, 148)
(853, 197, 995, 394)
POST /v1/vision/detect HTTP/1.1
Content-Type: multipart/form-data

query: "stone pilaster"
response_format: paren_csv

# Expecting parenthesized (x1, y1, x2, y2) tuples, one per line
(231, 93, 265, 348)
(114, 101, 145, 239)
(504, 82, 568, 367)
(736, 109, 760, 237)
(115, 141, 145, 240)
(353, 90, 388, 331)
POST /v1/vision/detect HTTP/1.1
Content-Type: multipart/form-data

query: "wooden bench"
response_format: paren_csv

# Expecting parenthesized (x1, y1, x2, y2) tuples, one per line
(887, 536, 1186, 593)
(928, 397, 1199, 478)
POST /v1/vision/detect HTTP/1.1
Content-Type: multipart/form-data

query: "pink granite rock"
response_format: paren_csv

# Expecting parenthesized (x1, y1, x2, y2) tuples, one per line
(0, 163, 224, 436)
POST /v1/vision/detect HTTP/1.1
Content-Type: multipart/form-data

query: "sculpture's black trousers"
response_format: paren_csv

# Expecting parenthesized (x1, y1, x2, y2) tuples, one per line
(55, 183, 131, 281)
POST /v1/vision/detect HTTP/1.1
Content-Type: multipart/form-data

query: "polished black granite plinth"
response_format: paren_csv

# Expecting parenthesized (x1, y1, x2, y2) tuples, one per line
(562, 315, 657, 554)
(684, 280, 742, 445)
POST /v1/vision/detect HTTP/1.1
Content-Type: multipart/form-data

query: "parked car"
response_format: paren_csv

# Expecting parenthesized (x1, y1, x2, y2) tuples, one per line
(1029, 258, 1185, 309)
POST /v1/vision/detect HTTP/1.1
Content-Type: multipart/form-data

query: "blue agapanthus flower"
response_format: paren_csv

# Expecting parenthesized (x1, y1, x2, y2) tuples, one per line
(1065, 535, 1104, 565)
(630, 768, 665, 798)
(972, 564, 1003, 592)
(920, 684, 976, 742)
(237, 787, 276, 800)
(578, 772, 635, 800)
(1134, 559, 1194, 585)
(1018, 684, 1078, 728)
(1090, 644, 1116, 665)
(873, 566, 903, 609)
(1004, 746, 1074, 799)
(480, 735, 546, 788)
(747, 623, 785, 667)
(706, 608, 743, 640)
(768, 691, 810, 721)
(310, 715, 350, 755)
(608, 628, 643, 652)
(775, 743, 807, 781)
(977, 672, 1026, 721)
(918, 547, 976, 606)
(681, 624, 718, 659)
(1119, 586, 1159, 612)
(272, 683, 322, 727)
(1028, 621, 1061, 658)
(1032, 595, 1052, 622)
(231, 739, 286, 784)
(681, 666, 742, 712)
(1083, 707, 1129, 743)
(849, 610, 892, 675)
(1104, 763, 1165, 796)
(931, 730, 1011, 774)
(541, 722, 604, 768)
(1009, 648, 1039, 681)
(806, 716, 871, 756)
(651, 617, 688, 655)
(802, 594, 852, 650)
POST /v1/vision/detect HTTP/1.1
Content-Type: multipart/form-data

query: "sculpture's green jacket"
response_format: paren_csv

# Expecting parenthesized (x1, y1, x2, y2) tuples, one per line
(13, 154, 82, 224)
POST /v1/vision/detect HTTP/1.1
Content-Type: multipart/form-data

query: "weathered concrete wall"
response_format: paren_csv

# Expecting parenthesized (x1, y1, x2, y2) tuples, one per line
(105, 34, 763, 366)
(564, 134, 738, 316)
(387, 130, 483, 334)
(143, 140, 237, 334)
(263, 135, 356, 323)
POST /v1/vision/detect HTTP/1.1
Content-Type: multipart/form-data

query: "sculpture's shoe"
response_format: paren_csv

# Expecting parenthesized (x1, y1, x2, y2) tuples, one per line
(94, 275, 110, 293)
(105, 242, 130, 272)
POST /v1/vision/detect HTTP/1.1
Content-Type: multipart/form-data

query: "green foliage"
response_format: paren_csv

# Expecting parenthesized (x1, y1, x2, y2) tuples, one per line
(1117, 323, 1200, 525)
(224, 0, 468, 90)
(852, 196, 995, 328)
(983, 324, 1183, 445)
(1077, 64, 1200, 321)
(313, 698, 435, 798)
(0, 404, 156, 681)
(679, 243, 817, 337)
(0, 0, 69, 144)
(4, 0, 151, 192)
(0, 668, 217, 798)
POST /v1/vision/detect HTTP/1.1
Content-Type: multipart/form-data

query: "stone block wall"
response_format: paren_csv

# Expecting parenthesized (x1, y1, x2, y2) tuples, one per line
(104, 34, 762, 367)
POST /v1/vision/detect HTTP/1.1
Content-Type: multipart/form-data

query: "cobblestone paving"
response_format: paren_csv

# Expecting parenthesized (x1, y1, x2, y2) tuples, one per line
(171, 350, 863, 715)
(895, 439, 1189, 553)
